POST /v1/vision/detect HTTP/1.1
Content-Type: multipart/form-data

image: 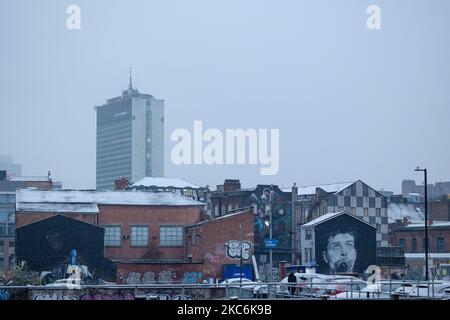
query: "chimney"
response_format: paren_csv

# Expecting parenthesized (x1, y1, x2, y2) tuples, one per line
(115, 177, 130, 191)
(223, 179, 241, 192)
(402, 217, 409, 226)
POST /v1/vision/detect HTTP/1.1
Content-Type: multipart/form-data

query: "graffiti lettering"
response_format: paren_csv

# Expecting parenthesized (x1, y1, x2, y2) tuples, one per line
(225, 240, 251, 261)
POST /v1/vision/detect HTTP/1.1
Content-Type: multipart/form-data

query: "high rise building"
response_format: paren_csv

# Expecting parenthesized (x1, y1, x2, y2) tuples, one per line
(95, 71, 164, 190)
(0, 155, 22, 178)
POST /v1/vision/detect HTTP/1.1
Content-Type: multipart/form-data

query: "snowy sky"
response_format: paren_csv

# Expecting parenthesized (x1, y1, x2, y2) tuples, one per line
(1, 0, 449, 192)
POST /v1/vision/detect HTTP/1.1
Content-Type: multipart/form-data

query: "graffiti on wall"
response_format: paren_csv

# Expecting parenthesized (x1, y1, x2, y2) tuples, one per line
(314, 214, 376, 275)
(225, 240, 252, 261)
(118, 270, 176, 284)
(31, 291, 135, 300)
(0, 288, 9, 300)
(183, 272, 203, 284)
(243, 187, 292, 251)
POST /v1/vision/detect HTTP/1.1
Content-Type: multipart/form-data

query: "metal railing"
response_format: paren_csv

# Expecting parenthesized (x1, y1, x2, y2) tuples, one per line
(0, 279, 449, 300)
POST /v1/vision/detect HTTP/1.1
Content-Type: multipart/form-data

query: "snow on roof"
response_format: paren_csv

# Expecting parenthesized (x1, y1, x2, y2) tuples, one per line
(404, 221, 450, 228)
(282, 182, 355, 196)
(16, 202, 99, 214)
(405, 253, 450, 259)
(16, 189, 204, 206)
(10, 176, 50, 182)
(301, 211, 375, 228)
(132, 177, 200, 189)
(187, 209, 252, 227)
(388, 203, 425, 223)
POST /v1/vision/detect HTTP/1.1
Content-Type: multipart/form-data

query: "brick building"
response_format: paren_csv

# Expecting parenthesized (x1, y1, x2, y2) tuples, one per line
(15, 189, 255, 283)
(389, 218, 450, 279)
(210, 180, 293, 280)
(428, 196, 450, 221)
(117, 208, 254, 284)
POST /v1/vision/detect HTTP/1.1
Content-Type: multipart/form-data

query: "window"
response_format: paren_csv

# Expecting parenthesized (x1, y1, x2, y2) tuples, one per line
(399, 238, 405, 248)
(305, 229, 312, 240)
(0, 194, 15, 203)
(304, 248, 312, 263)
(131, 226, 148, 246)
(0, 223, 5, 235)
(0, 240, 3, 253)
(160, 226, 183, 246)
(422, 238, 429, 252)
(437, 238, 445, 253)
(104, 226, 121, 247)
(411, 238, 417, 253)
(7, 223, 15, 236)
(183, 188, 193, 197)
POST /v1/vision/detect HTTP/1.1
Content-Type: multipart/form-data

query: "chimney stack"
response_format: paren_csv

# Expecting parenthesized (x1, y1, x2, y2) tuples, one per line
(115, 177, 130, 191)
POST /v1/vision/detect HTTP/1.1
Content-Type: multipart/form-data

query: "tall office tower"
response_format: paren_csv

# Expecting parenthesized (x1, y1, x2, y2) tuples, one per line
(95, 71, 164, 190)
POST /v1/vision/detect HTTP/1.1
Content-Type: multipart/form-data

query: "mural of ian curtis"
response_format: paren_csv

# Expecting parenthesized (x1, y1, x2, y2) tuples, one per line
(322, 230, 357, 274)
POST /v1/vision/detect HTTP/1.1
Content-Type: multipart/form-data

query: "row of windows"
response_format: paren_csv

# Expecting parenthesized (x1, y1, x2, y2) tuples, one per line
(104, 225, 184, 247)
(399, 237, 445, 253)
(0, 223, 15, 236)
(0, 194, 15, 204)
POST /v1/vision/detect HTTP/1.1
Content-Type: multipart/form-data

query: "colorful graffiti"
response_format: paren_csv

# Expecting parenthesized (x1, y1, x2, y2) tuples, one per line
(0, 288, 9, 300)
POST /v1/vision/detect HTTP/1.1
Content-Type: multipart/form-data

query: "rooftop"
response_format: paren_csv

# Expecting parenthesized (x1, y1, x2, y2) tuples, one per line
(283, 181, 355, 196)
(388, 202, 425, 223)
(10, 176, 50, 182)
(16, 189, 204, 207)
(132, 177, 201, 189)
(301, 210, 375, 228)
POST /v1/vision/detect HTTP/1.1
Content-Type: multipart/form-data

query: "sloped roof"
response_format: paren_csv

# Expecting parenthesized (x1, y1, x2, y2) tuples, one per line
(10, 176, 50, 182)
(16, 189, 204, 206)
(282, 182, 355, 196)
(387, 203, 425, 223)
(301, 211, 376, 228)
(132, 177, 200, 189)
(16, 202, 99, 214)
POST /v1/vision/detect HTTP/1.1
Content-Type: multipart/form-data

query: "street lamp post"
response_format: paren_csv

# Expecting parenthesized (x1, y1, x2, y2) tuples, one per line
(414, 167, 429, 281)
(263, 185, 274, 281)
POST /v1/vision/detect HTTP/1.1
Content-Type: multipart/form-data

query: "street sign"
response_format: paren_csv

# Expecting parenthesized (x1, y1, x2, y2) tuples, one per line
(265, 239, 278, 248)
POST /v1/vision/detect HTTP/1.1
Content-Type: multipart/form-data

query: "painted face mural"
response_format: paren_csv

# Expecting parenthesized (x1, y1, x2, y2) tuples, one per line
(322, 232, 357, 274)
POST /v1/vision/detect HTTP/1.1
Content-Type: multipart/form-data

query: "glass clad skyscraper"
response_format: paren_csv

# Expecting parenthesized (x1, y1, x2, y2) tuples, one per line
(96, 73, 164, 190)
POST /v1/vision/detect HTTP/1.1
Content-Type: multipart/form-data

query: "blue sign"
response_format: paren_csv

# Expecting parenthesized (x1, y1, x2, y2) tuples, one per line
(222, 264, 253, 281)
(265, 239, 278, 248)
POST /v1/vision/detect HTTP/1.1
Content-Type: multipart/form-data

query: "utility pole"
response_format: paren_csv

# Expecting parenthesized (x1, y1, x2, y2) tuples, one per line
(415, 167, 429, 281)
(239, 224, 243, 298)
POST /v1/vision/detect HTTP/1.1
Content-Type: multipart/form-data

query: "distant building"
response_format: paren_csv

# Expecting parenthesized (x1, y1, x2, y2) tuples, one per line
(0, 170, 57, 274)
(402, 179, 450, 200)
(0, 155, 21, 178)
(300, 211, 376, 275)
(95, 72, 164, 190)
(128, 176, 211, 215)
(389, 218, 450, 280)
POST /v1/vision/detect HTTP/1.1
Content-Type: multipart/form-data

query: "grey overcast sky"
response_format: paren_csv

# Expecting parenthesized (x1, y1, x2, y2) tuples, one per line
(1, 0, 449, 192)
